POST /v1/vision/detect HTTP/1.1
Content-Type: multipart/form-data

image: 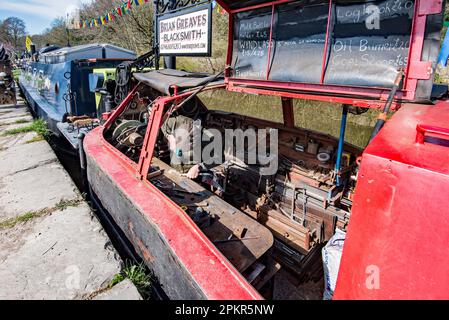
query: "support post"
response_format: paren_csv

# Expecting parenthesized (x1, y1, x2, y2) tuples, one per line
(163, 0, 177, 70)
(335, 105, 349, 187)
(164, 56, 176, 69)
(138, 98, 166, 180)
(153, 0, 161, 70)
(281, 97, 294, 128)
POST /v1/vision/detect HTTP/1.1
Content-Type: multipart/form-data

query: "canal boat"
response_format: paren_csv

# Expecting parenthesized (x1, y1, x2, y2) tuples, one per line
(18, 43, 136, 146)
(82, 0, 449, 299)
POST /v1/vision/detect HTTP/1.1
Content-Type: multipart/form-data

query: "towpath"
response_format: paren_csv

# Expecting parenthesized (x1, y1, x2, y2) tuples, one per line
(0, 97, 141, 300)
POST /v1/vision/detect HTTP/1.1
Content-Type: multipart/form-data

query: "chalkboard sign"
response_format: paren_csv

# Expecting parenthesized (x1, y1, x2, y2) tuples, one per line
(324, 0, 415, 87)
(231, 7, 272, 80)
(231, 0, 416, 89)
(269, 1, 330, 83)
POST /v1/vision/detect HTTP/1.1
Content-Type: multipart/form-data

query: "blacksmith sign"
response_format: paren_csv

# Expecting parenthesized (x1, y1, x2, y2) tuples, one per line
(157, 2, 212, 56)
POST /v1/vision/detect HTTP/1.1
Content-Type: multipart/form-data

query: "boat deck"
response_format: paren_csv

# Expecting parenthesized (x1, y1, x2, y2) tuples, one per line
(150, 157, 274, 273)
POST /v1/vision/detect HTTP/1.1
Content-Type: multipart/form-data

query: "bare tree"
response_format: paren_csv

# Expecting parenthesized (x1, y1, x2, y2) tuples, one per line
(0, 17, 26, 51)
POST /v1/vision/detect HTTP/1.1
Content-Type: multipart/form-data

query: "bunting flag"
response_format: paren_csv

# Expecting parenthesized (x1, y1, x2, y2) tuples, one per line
(79, 0, 150, 29)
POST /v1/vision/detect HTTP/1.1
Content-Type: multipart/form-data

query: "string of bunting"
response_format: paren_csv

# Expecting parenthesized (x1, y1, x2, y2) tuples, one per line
(79, 0, 150, 29)
(79, 0, 225, 29)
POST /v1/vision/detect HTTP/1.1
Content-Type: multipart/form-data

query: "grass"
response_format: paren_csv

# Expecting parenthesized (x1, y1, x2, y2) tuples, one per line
(14, 119, 31, 124)
(0, 208, 51, 229)
(110, 262, 153, 299)
(55, 198, 82, 211)
(0, 197, 83, 230)
(0, 119, 31, 127)
(2, 118, 49, 138)
(25, 135, 45, 144)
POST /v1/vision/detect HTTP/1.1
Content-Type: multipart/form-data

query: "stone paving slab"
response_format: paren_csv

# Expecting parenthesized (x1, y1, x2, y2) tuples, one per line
(0, 115, 33, 126)
(0, 162, 77, 221)
(0, 101, 142, 300)
(0, 122, 33, 135)
(0, 106, 30, 121)
(0, 205, 122, 300)
(0, 140, 56, 178)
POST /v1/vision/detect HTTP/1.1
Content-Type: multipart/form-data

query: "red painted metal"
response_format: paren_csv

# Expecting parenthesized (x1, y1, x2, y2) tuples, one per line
(334, 100, 449, 300)
(227, 81, 400, 109)
(217, 0, 231, 12)
(228, 78, 398, 99)
(418, 0, 444, 15)
(137, 98, 166, 179)
(407, 61, 433, 81)
(225, 13, 234, 77)
(415, 124, 449, 144)
(84, 124, 262, 300)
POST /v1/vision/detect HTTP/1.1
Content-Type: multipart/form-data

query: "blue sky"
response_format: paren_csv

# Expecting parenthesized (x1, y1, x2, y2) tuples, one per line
(0, 0, 91, 35)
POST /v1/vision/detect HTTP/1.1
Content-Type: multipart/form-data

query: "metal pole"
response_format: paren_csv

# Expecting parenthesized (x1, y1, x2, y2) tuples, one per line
(335, 105, 348, 187)
(66, 13, 71, 47)
(153, 0, 161, 70)
(164, 0, 177, 69)
(368, 70, 404, 144)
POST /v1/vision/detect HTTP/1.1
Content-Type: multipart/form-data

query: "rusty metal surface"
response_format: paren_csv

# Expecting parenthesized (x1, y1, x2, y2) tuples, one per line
(0, 60, 16, 105)
(151, 157, 274, 272)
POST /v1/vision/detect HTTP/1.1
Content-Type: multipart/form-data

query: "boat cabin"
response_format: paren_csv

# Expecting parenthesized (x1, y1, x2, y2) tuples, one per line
(19, 43, 136, 142)
(83, 0, 449, 299)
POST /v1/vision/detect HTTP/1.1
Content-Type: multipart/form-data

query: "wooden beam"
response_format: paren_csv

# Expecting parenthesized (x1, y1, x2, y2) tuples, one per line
(282, 97, 295, 128)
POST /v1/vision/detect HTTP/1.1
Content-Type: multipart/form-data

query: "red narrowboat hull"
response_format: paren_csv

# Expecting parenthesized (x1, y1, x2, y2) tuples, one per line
(334, 100, 449, 299)
(84, 127, 262, 300)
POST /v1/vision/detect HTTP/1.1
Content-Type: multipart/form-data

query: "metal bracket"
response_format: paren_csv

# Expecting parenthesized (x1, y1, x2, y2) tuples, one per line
(418, 0, 443, 16)
(407, 61, 433, 80)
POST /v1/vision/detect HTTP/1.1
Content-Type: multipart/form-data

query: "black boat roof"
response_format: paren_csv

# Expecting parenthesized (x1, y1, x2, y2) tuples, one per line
(134, 69, 224, 95)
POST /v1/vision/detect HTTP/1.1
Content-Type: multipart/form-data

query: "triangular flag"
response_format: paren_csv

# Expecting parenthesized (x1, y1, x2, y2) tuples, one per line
(127, 0, 132, 9)
(134, 0, 140, 5)
(117, 7, 122, 16)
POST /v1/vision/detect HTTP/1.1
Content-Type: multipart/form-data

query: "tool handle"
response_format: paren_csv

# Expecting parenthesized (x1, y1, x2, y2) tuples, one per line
(368, 70, 404, 144)
(416, 124, 449, 144)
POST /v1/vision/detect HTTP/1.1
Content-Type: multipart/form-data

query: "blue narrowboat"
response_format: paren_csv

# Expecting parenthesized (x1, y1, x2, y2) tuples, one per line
(18, 43, 136, 141)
